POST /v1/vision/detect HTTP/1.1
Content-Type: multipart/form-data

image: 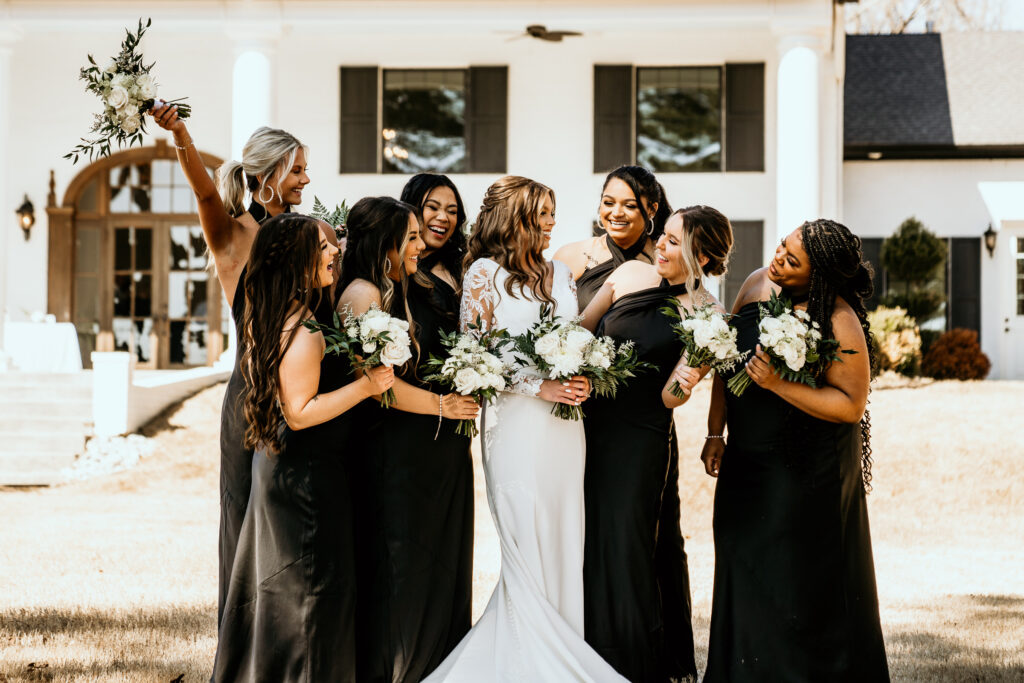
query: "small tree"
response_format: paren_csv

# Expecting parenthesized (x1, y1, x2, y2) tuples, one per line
(880, 217, 947, 323)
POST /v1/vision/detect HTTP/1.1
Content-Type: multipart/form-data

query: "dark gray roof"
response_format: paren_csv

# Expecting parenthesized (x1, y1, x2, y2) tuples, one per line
(844, 34, 954, 149)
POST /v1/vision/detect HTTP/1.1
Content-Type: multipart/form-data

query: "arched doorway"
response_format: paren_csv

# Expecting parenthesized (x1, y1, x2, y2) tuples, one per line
(46, 140, 226, 369)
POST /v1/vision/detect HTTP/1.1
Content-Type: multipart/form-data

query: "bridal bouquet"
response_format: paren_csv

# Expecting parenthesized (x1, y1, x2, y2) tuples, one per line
(514, 305, 650, 420)
(65, 18, 192, 164)
(726, 291, 853, 397)
(310, 197, 350, 239)
(661, 300, 748, 400)
(305, 305, 412, 408)
(420, 318, 513, 437)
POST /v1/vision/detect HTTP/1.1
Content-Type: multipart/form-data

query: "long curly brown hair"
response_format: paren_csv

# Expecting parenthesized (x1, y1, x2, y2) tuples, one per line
(239, 213, 324, 454)
(799, 218, 877, 491)
(465, 175, 556, 305)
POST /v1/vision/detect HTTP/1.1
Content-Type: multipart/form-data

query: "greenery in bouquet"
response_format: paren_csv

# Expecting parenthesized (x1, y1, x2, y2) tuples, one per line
(661, 299, 748, 400)
(420, 317, 514, 438)
(310, 197, 350, 240)
(304, 305, 412, 408)
(66, 18, 192, 164)
(727, 291, 855, 397)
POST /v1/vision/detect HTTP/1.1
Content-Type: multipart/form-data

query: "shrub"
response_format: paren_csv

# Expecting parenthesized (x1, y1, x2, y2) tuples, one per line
(867, 306, 921, 376)
(921, 328, 990, 380)
(880, 217, 947, 322)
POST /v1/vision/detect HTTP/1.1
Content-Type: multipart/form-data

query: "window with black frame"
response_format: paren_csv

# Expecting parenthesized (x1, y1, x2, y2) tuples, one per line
(636, 66, 722, 172)
(382, 69, 467, 174)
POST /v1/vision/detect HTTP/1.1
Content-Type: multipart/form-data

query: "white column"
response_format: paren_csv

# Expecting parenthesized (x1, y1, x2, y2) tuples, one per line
(231, 48, 273, 159)
(0, 26, 21, 350)
(776, 40, 821, 243)
(92, 351, 133, 437)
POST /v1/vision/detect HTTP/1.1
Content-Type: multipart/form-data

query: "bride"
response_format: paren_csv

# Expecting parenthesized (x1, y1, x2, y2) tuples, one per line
(426, 176, 627, 682)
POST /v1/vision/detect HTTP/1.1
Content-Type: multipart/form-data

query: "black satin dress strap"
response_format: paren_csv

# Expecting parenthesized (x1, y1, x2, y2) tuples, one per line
(704, 299, 889, 682)
(575, 234, 651, 311)
(583, 279, 699, 682)
(245, 199, 290, 224)
(358, 262, 474, 683)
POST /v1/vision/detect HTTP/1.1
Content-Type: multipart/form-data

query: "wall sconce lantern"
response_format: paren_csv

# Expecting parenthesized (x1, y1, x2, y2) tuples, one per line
(983, 224, 997, 258)
(16, 194, 35, 240)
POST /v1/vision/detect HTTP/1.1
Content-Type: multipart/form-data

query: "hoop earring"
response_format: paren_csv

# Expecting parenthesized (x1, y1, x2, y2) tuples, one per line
(258, 184, 275, 205)
(646, 218, 655, 236)
(384, 257, 393, 275)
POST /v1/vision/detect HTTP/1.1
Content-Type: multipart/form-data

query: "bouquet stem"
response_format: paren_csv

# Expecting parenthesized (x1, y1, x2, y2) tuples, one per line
(726, 370, 753, 397)
(551, 403, 585, 421)
(455, 419, 479, 438)
(379, 387, 396, 409)
(668, 380, 689, 400)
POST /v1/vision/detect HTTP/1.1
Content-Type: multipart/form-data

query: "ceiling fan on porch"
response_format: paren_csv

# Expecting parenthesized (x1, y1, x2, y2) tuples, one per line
(506, 24, 583, 42)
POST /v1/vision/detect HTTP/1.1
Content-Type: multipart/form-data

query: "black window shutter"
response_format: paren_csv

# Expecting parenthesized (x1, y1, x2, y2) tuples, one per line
(859, 237, 886, 310)
(725, 63, 765, 172)
(948, 237, 982, 337)
(339, 67, 378, 173)
(593, 65, 632, 173)
(722, 220, 764, 308)
(466, 66, 508, 173)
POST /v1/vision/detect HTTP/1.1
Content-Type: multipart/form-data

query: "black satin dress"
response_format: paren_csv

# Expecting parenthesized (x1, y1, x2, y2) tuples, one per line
(704, 297, 889, 682)
(583, 281, 697, 683)
(576, 238, 697, 681)
(213, 291, 359, 683)
(360, 256, 474, 683)
(216, 200, 282, 625)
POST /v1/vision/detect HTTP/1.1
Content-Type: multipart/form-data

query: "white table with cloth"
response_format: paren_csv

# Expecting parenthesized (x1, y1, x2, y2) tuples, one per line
(3, 321, 83, 372)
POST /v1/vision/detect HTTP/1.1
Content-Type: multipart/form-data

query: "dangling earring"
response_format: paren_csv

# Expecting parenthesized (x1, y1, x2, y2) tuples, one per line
(646, 217, 655, 236)
(258, 183, 275, 205)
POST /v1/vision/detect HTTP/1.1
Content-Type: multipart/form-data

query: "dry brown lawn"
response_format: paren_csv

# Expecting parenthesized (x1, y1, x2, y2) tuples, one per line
(1, 379, 1022, 682)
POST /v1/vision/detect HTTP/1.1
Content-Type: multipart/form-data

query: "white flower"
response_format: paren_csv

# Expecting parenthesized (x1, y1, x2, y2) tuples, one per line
(359, 309, 392, 338)
(136, 73, 157, 99)
(106, 85, 130, 111)
(363, 340, 377, 354)
(535, 332, 560, 359)
(564, 327, 594, 355)
(119, 112, 141, 134)
(454, 368, 481, 394)
(104, 62, 118, 75)
(380, 334, 412, 367)
(111, 73, 131, 90)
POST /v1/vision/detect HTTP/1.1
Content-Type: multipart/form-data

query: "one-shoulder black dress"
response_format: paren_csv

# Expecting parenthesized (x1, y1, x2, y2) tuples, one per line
(216, 200, 281, 625)
(583, 281, 697, 682)
(213, 292, 360, 683)
(360, 257, 474, 683)
(577, 242, 697, 682)
(704, 298, 889, 682)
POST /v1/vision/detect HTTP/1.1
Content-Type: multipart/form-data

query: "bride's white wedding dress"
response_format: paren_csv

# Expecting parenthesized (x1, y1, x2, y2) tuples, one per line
(425, 258, 626, 682)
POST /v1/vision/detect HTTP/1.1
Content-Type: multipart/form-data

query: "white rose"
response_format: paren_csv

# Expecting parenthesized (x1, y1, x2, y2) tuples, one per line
(781, 343, 805, 372)
(120, 113, 141, 134)
(104, 62, 118, 75)
(111, 73, 131, 90)
(107, 85, 130, 111)
(380, 338, 412, 367)
(136, 73, 157, 100)
(360, 312, 391, 338)
(454, 368, 480, 394)
(534, 332, 560, 360)
(564, 327, 595, 355)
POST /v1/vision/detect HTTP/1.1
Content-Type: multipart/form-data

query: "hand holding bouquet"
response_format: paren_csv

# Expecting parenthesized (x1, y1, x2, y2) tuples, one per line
(727, 291, 853, 397)
(514, 305, 650, 420)
(306, 306, 412, 408)
(420, 317, 513, 437)
(66, 18, 192, 164)
(661, 300, 748, 400)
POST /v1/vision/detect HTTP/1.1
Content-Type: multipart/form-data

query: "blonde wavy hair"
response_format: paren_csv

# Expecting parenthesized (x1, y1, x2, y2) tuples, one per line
(217, 126, 306, 218)
(465, 175, 556, 305)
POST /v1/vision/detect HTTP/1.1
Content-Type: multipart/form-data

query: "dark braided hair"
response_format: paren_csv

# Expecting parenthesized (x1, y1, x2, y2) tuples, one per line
(799, 218, 876, 491)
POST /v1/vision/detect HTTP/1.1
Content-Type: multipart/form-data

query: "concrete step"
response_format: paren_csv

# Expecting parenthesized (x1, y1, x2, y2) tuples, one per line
(0, 431, 86, 455)
(0, 372, 93, 388)
(0, 384, 92, 402)
(0, 451, 77, 485)
(0, 399, 92, 419)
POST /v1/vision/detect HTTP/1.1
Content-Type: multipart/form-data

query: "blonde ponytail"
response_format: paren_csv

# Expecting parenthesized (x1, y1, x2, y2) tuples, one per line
(216, 126, 306, 218)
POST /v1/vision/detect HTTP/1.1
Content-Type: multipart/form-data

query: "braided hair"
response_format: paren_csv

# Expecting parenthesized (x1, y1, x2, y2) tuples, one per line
(239, 214, 324, 454)
(799, 218, 876, 491)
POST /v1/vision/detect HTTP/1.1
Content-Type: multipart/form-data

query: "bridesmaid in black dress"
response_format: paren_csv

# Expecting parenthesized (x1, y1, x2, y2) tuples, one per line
(557, 166, 697, 681)
(212, 214, 394, 682)
(336, 195, 480, 683)
(149, 105, 337, 626)
(580, 206, 734, 682)
(702, 219, 889, 682)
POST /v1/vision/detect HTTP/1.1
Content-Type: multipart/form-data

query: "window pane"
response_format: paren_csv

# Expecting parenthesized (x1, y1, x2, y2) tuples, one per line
(152, 159, 172, 186)
(115, 228, 132, 270)
(170, 226, 190, 271)
(134, 319, 153, 363)
(113, 317, 133, 352)
(114, 274, 132, 316)
(170, 320, 187, 365)
(75, 226, 100, 274)
(172, 186, 194, 213)
(152, 186, 172, 213)
(637, 66, 722, 172)
(189, 320, 208, 365)
(134, 273, 152, 317)
(131, 186, 151, 213)
(135, 228, 152, 271)
(382, 69, 466, 174)
(189, 226, 207, 268)
(190, 276, 208, 317)
(77, 177, 99, 212)
(168, 271, 189, 318)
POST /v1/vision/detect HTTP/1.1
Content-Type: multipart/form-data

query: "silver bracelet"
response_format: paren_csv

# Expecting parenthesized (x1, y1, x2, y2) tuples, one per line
(433, 393, 443, 441)
(174, 138, 193, 151)
(705, 434, 726, 440)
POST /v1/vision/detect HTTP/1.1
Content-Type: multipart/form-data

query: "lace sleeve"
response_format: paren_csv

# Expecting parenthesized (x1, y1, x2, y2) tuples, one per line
(459, 259, 496, 334)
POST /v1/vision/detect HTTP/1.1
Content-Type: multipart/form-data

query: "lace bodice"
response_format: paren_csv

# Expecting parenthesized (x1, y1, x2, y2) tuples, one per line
(459, 258, 578, 397)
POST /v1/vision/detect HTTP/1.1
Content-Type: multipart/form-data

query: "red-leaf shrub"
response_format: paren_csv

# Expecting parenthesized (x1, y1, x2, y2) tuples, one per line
(921, 328, 991, 380)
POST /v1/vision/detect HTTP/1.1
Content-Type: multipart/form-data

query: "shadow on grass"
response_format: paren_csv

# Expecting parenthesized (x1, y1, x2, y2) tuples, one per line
(0, 604, 215, 682)
(886, 594, 1024, 682)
